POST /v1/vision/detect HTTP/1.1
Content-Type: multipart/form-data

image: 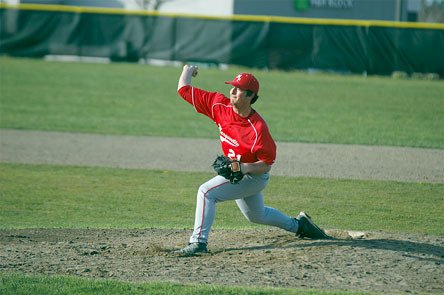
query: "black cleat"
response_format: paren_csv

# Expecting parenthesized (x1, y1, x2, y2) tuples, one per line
(295, 212, 332, 239)
(174, 242, 208, 256)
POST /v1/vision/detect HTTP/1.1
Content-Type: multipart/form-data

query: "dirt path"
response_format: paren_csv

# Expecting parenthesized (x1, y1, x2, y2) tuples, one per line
(1, 129, 443, 183)
(1, 128, 443, 293)
(1, 228, 443, 294)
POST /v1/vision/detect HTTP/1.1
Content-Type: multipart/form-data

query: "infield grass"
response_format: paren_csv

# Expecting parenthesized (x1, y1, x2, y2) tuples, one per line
(1, 57, 443, 148)
(0, 272, 373, 295)
(1, 163, 442, 235)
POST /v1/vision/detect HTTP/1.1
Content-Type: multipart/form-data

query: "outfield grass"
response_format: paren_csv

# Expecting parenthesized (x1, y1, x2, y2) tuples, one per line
(1, 163, 442, 235)
(1, 57, 443, 148)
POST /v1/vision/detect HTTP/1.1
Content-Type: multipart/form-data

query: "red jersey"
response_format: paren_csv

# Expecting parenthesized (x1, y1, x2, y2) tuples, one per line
(178, 85, 276, 166)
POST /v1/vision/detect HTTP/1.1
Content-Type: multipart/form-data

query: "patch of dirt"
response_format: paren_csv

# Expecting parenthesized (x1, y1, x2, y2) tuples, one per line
(1, 228, 443, 293)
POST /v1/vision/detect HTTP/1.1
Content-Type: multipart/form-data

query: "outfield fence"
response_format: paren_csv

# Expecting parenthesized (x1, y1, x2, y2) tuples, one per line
(1, 3, 443, 76)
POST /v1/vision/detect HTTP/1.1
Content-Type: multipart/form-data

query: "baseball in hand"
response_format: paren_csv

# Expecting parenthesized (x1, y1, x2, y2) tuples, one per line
(191, 66, 198, 77)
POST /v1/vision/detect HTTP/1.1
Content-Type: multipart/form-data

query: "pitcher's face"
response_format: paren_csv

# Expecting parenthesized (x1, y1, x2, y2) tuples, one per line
(229, 87, 252, 108)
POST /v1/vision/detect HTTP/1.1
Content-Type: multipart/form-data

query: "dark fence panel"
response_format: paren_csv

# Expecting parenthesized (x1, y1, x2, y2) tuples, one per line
(1, 5, 443, 76)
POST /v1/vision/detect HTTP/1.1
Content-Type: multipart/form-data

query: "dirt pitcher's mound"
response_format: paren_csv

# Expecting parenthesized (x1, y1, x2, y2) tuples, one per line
(1, 228, 443, 293)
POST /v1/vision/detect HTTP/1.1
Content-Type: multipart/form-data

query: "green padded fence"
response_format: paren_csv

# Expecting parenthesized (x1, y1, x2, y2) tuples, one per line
(1, 3, 443, 76)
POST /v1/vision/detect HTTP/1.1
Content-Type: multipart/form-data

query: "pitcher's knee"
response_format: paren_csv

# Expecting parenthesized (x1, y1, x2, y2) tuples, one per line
(243, 212, 266, 224)
(198, 184, 217, 202)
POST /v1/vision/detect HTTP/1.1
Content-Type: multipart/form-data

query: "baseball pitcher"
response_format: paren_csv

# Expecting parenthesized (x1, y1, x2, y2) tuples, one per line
(175, 65, 330, 255)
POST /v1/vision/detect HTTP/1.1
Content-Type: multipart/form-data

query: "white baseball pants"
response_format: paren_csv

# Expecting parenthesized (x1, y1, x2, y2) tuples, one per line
(189, 173, 298, 244)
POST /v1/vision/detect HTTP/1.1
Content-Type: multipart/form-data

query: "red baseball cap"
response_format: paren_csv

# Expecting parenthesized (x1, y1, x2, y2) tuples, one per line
(225, 73, 259, 94)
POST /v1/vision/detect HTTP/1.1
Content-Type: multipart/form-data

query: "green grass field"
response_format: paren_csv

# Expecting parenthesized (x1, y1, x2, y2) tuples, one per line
(0, 57, 443, 294)
(1, 163, 442, 235)
(0, 272, 374, 295)
(1, 57, 443, 148)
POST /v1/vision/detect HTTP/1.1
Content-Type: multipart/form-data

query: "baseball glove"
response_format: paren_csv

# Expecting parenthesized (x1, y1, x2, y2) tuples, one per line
(212, 155, 244, 184)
